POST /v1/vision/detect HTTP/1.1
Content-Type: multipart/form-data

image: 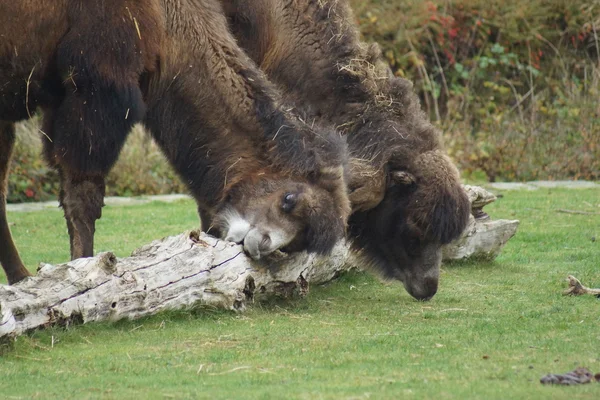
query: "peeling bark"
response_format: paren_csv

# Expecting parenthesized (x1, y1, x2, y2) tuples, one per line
(0, 231, 352, 339)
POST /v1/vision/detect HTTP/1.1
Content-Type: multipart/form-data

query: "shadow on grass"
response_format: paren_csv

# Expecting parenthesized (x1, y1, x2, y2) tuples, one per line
(0, 273, 358, 355)
(443, 257, 501, 271)
(0, 305, 239, 356)
(0, 270, 413, 356)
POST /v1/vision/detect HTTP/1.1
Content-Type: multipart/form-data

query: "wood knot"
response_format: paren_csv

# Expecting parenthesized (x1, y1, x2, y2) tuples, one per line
(473, 208, 490, 221)
(189, 230, 209, 246)
(296, 274, 309, 297)
(189, 230, 200, 243)
(98, 252, 117, 274)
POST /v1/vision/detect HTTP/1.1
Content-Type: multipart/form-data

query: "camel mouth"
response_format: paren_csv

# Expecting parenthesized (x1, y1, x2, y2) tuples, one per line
(402, 275, 439, 301)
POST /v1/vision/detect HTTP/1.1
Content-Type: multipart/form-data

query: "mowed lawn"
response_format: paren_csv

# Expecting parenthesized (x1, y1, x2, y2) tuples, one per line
(1, 188, 599, 399)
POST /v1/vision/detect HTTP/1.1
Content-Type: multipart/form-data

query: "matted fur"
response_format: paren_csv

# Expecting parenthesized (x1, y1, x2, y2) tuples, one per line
(222, 0, 470, 300)
(0, 0, 350, 284)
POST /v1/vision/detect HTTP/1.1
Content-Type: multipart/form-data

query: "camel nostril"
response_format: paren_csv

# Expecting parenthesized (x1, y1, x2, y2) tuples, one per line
(243, 241, 261, 260)
(259, 235, 272, 251)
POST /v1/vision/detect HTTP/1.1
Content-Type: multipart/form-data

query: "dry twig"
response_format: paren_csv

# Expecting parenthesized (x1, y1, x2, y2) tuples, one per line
(563, 275, 600, 297)
(556, 209, 600, 216)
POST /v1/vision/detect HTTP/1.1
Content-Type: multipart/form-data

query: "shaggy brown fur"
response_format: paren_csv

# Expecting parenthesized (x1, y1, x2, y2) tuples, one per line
(0, 0, 350, 284)
(222, 0, 471, 300)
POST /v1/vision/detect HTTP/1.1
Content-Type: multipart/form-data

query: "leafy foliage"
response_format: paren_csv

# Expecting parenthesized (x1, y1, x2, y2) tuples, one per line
(8, 123, 186, 203)
(353, 0, 600, 181)
(104, 126, 186, 198)
(7, 118, 60, 203)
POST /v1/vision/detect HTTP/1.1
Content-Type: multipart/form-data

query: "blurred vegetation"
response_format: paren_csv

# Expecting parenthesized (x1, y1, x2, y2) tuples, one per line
(7, 0, 600, 202)
(9, 118, 61, 203)
(8, 121, 185, 203)
(352, 0, 600, 181)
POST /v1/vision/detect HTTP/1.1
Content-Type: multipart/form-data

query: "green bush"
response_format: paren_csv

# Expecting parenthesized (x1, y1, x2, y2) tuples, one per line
(8, 118, 61, 203)
(8, 122, 185, 203)
(352, 0, 600, 181)
(104, 126, 186, 197)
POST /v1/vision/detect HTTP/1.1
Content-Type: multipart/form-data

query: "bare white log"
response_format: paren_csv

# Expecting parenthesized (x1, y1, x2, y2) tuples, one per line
(0, 231, 353, 339)
(442, 185, 520, 260)
(0, 185, 517, 339)
(442, 216, 520, 260)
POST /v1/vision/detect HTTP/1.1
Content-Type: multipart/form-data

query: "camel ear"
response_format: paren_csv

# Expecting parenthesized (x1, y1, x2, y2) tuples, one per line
(389, 170, 416, 187)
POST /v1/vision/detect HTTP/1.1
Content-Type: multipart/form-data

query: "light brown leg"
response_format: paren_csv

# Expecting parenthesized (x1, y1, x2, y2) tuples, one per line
(57, 171, 77, 258)
(41, 108, 107, 261)
(58, 170, 105, 259)
(0, 121, 31, 284)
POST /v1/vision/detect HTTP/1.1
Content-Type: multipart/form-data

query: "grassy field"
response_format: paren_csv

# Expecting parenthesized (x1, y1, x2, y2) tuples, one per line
(1, 188, 599, 399)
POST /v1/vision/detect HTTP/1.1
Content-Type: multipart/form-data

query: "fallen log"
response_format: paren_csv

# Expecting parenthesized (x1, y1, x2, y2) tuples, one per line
(0, 185, 518, 339)
(0, 231, 353, 339)
(442, 185, 519, 261)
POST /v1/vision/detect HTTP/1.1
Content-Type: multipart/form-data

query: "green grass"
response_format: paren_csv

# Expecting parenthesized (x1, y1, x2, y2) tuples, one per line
(1, 189, 599, 399)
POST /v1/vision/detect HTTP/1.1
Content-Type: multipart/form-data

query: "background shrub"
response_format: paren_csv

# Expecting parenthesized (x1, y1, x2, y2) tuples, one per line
(8, 118, 61, 203)
(352, 0, 600, 181)
(7, 0, 600, 202)
(8, 123, 185, 203)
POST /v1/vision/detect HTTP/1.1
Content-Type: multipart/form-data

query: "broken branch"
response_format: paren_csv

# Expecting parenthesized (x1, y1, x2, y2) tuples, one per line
(563, 275, 600, 297)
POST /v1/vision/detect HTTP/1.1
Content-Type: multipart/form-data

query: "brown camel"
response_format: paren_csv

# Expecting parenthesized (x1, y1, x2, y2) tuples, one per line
(221, 0, 471, 300)
(0, 0, 350, 284)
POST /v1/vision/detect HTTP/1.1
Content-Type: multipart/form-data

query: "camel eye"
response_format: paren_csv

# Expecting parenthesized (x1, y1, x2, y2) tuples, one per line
(282, 193, 298, 213)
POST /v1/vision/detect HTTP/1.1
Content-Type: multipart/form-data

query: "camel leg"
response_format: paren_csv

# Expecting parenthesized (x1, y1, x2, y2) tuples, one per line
(41, 110, 107, 260)
(58, 170, 105, 259)
(0, 121, 32, 284)
(41, 101, 111, 261)
(57, 173, 77, 258)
